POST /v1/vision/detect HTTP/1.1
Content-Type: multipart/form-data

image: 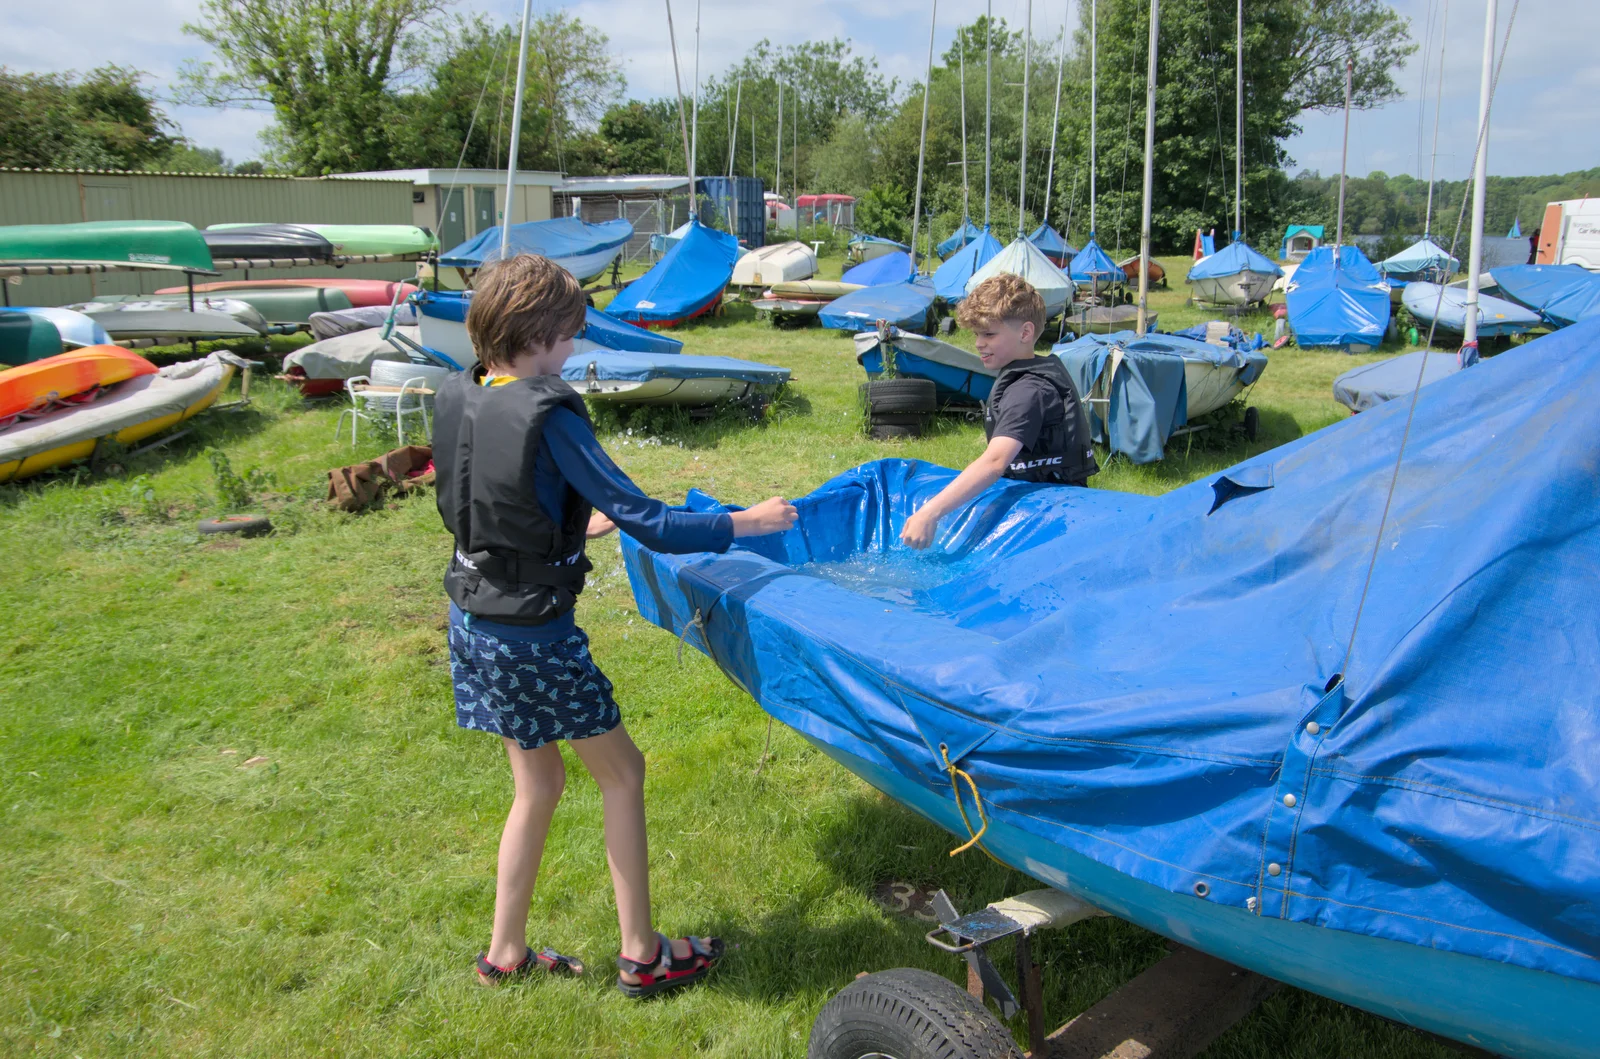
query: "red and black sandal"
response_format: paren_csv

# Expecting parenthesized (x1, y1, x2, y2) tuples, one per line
(615, 932, 724, 999)
(475, 945, 586, 986)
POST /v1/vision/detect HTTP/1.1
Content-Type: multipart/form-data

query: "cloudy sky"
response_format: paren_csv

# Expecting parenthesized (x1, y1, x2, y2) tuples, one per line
(4, 0, 1590, 181)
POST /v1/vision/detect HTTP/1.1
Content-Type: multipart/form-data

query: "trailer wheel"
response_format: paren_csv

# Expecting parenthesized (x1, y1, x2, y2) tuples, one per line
(807, 968, 1023, 1059)
(1243, 406, 1260, 441)
(197, 514, 272, 538)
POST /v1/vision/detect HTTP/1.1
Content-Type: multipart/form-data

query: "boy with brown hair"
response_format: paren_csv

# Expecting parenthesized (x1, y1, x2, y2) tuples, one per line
(901, 272, 1097, 549)
(431, 254, 796, 994)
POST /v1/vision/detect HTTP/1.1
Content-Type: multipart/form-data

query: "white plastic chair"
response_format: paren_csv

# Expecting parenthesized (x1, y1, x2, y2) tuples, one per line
(335, 374, 433, 447)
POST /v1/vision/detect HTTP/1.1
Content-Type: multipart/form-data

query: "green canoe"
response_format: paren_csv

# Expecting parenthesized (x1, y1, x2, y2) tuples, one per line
(207, 224, 437, 258)
(0, 220, 216, 275)
(0, 310, 64, 366)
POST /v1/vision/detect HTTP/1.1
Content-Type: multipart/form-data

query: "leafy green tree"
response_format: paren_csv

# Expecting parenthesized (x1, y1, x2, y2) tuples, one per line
(179, 0, 449, 174)
(0, 65, 180, 170)
(855, 184, 912, 244)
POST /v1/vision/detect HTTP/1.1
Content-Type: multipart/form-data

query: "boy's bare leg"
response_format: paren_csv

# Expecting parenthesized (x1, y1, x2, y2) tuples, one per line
(485, 738, 566, 968)
(567, 724, 708, 982)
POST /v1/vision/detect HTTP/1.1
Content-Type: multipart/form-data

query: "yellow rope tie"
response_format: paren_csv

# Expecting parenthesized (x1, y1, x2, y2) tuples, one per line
(941, 743, 999, 862)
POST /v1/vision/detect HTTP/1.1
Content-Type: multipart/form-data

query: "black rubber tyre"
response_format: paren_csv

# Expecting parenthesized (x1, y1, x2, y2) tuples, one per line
(1243, 405, 1260, 442)
(861, 378, 937, 415)
(870, 413, 927, 428)
(807, 968, 1024, 1059)
(198, 514, 272, 538)
(869, 422, 921, 440)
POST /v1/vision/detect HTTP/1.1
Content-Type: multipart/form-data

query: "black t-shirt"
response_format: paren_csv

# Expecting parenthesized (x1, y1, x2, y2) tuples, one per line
(988, 371, 1063, 449)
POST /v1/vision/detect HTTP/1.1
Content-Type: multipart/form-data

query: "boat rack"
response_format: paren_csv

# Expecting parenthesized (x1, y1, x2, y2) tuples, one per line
(0, 262, 219, 279)
(921, 888, 1281, 1058)
(211, 253, 431, 271)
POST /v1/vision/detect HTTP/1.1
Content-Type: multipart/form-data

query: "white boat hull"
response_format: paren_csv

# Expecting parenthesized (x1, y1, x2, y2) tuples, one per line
(732, 242, 818, 287)
(1189, 270, 1278, 307)
(555, 245, 625, 285)
(1184, 359, 1247, 419)
(416, 314, 478, 365)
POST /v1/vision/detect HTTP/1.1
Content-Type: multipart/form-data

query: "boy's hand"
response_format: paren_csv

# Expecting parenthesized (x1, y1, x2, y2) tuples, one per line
(901, 508, 939, 550)
(586, 512, 617, 539)
(730, 496, 798, 537)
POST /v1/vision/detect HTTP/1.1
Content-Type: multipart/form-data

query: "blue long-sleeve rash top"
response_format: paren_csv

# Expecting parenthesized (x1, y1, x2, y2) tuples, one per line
(453, 405, 732, 643)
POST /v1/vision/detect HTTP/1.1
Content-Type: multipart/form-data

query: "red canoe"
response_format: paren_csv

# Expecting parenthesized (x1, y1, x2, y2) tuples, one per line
(156, 278, 420, 309)
(0, 346, 158, 421)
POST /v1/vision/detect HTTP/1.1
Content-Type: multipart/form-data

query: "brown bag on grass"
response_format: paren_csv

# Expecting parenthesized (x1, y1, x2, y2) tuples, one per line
(326, 445, 434, 512)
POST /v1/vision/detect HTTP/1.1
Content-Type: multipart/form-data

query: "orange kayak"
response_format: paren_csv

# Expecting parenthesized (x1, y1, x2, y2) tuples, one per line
(155, 278, 419, 308)
(0, 346, 157, 420)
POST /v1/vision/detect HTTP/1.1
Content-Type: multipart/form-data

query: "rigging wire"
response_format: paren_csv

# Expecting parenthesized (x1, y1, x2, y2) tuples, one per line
(1337, 0, 1521, 686)
(439, 24, 510, 246)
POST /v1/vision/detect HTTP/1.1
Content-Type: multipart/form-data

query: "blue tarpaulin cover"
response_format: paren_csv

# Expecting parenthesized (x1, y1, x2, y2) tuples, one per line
(1068, 237, 1121, 283)
(1188, 242, 1283, 282)
(1332, 351, 1464, 413)
(411, 290, 682, 355)
(608, 221, 740, 326)
(819, 278, 937, 333)
(843, 251, 915, 287)
(561, 349, 787, 385)
(1053, 330, 1266, 463)
(937, 221, 983, 258)
(1402, 282, 1540, 337)
(1287, 245, 1391, 348)
(1028, 224, 1077, 265)
(1378, 238, 1460, 284)
(933, 229, 1003, 302)
(1490, 264, 1600, 328)
(438, 216, 632, 268)
(623, 316, 1600, 994)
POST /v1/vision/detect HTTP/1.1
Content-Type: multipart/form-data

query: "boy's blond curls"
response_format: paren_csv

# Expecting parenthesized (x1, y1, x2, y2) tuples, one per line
(466, 254, 588, 371)
(956, 273, 1047, 338)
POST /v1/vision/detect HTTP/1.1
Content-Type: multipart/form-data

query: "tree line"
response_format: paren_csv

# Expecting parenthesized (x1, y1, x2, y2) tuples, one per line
(3, 0, 1583, 255)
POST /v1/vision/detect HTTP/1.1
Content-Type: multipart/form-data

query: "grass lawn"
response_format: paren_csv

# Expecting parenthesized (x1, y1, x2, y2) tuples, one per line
(0, 255, 1465, 1057)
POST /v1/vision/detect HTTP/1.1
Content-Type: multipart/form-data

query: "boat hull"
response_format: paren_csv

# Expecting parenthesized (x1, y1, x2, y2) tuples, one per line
(859, 348, 992, 406)
(1189, 271, 1277, 307)
(1067, 305, 1158, 335)
(732, 242, 818, 287)
(571, 375, 768, 406)
(798, 735, 1598, 1059)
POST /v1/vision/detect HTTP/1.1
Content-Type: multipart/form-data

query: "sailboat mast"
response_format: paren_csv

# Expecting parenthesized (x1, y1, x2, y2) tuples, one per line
(1090, 0, 1097, 237)
(499, 0, 534, 259)
(728, 79, 742, 178)
(663, 0, 695, 218)
(1017, 0, 1032, 237)
(691, 0, 700, 180)
(793, 84, 799, 207)
(1423, 0, 1449, 238)
(959, 32, 970, 225)
(1234, 0, 1242, 239)
(1135, 0, 1160, 335)
(776, 80, 783, 207)
(909, 0, 938, 275)
(985, 0, 993, 228)
(1042, 16, 1066, 229)
(1464, 0, 1499, 349)
(1335, 57, 1352, 248)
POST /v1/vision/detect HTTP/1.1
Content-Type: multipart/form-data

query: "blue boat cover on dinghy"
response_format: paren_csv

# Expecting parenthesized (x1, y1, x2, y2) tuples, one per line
(412, 290, 682, 355)
(1378, 238, 1459, 286)
(1028, 224, 1077, 265)
(937, 221, 983, 258)
(437, 216, 632, 268)
(843, 251, 915, 287)
(1489, 264, 1600, 328)
(1053, 330, 1268, 463)
(1402, 282, 1540, 337)
(623, 316, 1600, 990)
(609, 221, 740, 326)
(561, 349, 788, 385)
(819, 278, 937, 333)
(1287, 245, 1391, 348)
(1187, 241, 1283, 282)
(933, 229, 1003, 302)
(1068, 237, 1121, 283)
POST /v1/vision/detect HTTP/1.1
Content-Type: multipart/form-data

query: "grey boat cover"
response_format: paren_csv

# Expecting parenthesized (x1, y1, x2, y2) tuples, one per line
(1333, 351, 1465, 413)
(283, 326, 420, 380)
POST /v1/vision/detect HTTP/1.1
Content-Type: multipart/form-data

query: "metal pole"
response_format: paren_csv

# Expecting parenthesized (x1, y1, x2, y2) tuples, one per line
(1135, 0, 1160, 335)
(728, 79, 742, 178)
(985, 0, 993, 229)
(1042, 16, 1066, 229)
(663, 0, 695, 218)
(1464, 0, 1498, 349)
(1424, 0, 1449, 238)
(959, 32, 970, 225)
(1090, 0, 1098, 237)
(1018, 0, 1032, 237)
(1335, 58, 1352, 248)
(909, 0, 938, 277)
(775, 79, 783, 207)
(1234, 0, 1243, 239)
(691, 0, 700, 181)
(794, 83, 799, 206)
(500, 0, 534, 260)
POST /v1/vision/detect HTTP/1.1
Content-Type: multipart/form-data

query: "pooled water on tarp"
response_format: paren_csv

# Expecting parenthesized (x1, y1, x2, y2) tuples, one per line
(796, 549, 980, 608)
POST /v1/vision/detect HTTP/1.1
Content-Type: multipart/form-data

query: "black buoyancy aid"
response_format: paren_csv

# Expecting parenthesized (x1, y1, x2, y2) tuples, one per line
(433, 369, 595, 624)
(984, 355, 1100, 485)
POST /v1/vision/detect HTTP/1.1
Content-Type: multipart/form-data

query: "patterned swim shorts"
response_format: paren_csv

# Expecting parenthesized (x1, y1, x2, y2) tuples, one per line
(448, 613, 621, 749)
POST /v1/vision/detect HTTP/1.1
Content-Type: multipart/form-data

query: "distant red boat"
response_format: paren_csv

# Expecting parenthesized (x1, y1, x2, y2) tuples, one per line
(156, 278, 419, 309)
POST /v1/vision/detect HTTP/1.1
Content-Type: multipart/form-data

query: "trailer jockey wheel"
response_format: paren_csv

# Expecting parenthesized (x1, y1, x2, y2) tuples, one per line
(1243, 406, 1260, 442)
(807, 968, 1023, 1059)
